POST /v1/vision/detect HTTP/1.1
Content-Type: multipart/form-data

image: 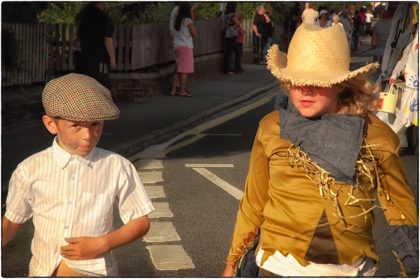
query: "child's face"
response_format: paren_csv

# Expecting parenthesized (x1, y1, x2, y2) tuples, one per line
(290, 86, 340, 118)
(43, 116, 104, 157)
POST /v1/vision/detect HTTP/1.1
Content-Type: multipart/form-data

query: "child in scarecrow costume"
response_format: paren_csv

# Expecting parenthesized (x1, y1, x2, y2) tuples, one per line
(223, 24, 418, 277)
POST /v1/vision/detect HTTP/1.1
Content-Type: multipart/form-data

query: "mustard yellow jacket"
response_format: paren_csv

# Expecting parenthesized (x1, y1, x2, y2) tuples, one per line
(226, 111, 417, 267)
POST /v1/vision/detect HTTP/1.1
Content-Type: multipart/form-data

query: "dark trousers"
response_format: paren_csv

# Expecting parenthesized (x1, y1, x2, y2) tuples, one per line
(223, 37, 236, 73)
(253, 36, 268, 64)
(74, 52, 111, 89)
(234, 43, 243, 72)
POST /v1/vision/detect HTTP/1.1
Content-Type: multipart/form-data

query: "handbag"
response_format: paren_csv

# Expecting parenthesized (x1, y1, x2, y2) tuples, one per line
(378, 84, 397, 114)
(225, 25, 238, 38)
(236, 232, 260, 277)
(224, 13, 238, 38)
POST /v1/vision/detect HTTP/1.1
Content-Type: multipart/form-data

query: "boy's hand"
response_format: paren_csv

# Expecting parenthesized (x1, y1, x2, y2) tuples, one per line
(60, 237, 109, 260)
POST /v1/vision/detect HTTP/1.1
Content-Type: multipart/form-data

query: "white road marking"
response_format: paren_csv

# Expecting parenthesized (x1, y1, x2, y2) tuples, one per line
(134, 159, 163, 170)
(143, 222, 181, 243)
(185, 164, 234, 168)
(148, 202, 174, 219)
(192, 167, 243, 200)
(138, 171, 163, 184)
(145, 186, 166, 199)
(146, 245, 195, 270)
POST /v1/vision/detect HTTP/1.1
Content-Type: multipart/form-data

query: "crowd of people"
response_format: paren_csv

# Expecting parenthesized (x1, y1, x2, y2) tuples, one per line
(299, 2, 381, 52)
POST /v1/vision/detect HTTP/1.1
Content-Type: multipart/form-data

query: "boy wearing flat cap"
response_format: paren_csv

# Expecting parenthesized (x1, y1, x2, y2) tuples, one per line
(2, 73, 155, 276)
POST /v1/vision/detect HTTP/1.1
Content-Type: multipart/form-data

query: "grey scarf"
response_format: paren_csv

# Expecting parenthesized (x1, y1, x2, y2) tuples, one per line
(280, 108, 365, 184)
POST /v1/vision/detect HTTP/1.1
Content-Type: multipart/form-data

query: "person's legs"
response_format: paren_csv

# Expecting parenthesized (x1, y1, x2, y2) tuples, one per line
(260, 37, 268, 63)
(234, 43, 243, 73)
(238, 43, 244, 71)
(170, 72, 179, 96)
(263, 37, 272, 62)
(177, 73, 192, 97)
(223, 37, 235, 73)
(179, 73, 187, 92)
(253, 36, 259, 64)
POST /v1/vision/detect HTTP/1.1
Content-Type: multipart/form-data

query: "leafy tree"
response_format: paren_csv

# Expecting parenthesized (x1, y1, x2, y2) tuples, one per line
(37, 2, 85, 24)
(237, 2, 259, 20)
(194, 3, 219, 19)
(109, 2, 175, 24)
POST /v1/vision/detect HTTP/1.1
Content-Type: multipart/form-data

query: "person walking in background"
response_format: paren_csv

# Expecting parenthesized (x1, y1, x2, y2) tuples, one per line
(170, 3, 196, 97)
(75, 2, 116, 90)
(301, 2, 319, 24)
(340, 10, 353, 46)
(262, 7, 275, 63)
(234, 13, 245, 74)
(252, 5, 273, 64)
(222, 24, 417, 277)
(316, 9, 332, 28)
(2, 73, 154, 276)
(223, 2, 241, 74)
(365, 9, 374, 36)
(370, 6, 396, 63)
(350, 7, 362, 51)
(252, 5, 269, 64)
(359, 6, 367, 36)
(169, 3, 197, 95)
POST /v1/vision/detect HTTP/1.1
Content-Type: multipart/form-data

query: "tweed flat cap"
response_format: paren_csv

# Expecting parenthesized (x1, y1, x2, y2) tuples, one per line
(42, 73, 120, 121)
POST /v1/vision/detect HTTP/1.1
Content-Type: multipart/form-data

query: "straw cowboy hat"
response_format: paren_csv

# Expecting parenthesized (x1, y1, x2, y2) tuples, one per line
(266, 23, 379, 87)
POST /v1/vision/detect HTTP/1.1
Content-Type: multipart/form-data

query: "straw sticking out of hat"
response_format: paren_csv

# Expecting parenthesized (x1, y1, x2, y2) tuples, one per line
(42, 73, 120, 121)
(266, 24, 379, 87)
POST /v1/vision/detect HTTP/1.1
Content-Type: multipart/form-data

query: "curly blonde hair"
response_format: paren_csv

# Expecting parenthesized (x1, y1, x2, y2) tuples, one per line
(337, 75, 380, 115)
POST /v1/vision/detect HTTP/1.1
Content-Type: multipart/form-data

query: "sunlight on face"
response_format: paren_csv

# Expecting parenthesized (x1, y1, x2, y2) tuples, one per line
(290, 86, 341, 118)
(49, 118, 104, 157)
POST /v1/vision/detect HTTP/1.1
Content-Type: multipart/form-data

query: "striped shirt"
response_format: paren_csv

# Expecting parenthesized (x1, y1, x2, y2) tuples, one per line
(5, 138, 155, 276)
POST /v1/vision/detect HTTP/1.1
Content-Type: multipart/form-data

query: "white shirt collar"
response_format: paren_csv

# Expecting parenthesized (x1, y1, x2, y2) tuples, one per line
(52, 137, 95, 168)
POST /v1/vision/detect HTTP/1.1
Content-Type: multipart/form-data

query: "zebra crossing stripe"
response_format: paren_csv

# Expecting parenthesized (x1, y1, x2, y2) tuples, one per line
(146, 245, 195, 270)
(148, 202, 174, 219)
(134, 159, 164, 170)
(136, 159, 194, 271)
(145, 185, 166, 199)
(138, 171, 164, 184)
(143, 221, 181, 243)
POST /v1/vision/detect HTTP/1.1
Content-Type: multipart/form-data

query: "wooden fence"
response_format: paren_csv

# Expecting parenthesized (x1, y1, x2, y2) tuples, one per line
(2, 18, 254, 87)
(2, 23, 49, 87)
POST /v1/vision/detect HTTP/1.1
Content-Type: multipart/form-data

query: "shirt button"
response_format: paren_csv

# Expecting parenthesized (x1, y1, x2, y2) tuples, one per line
(68, 201, 73, 205)
(71, 176, 75, 180)
(64, 225, 69, 229)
